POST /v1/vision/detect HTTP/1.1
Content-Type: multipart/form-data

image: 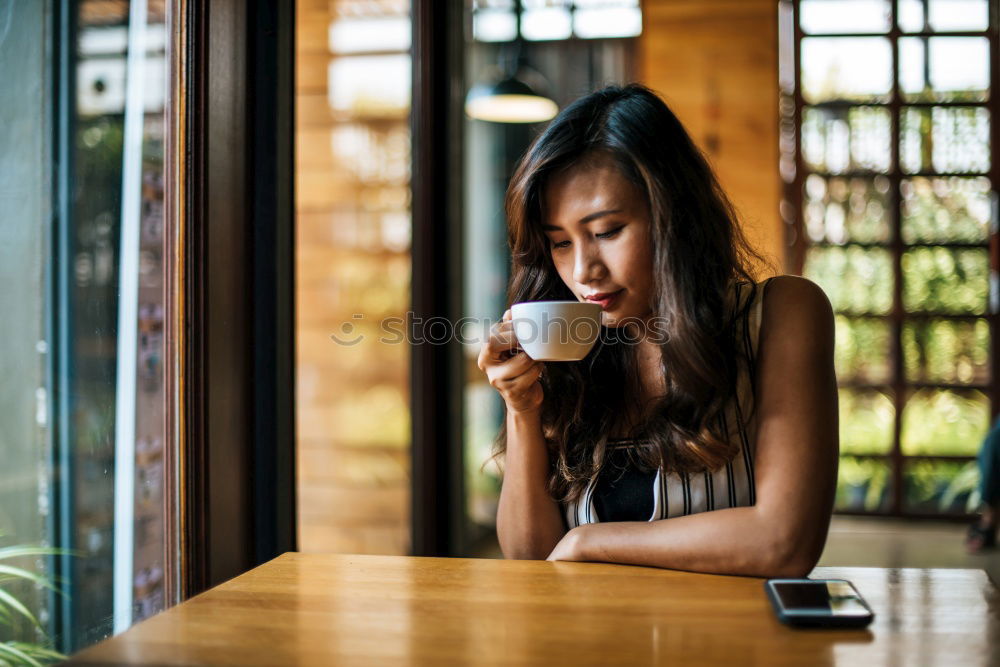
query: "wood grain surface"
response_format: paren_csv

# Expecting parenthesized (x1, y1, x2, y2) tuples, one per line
(69, 553, 999, 665)
(641, 0, 784, 271)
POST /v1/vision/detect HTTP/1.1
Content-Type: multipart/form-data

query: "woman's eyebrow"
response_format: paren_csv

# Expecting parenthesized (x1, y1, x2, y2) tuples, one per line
(542, 208, 623, 231)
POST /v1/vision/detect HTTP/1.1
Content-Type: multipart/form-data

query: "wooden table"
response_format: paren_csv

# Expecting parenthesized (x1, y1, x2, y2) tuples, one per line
(70, 553, 999, 665)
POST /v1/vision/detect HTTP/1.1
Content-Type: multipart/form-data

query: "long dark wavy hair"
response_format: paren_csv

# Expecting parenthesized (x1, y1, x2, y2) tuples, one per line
(494, 83, 769, 505)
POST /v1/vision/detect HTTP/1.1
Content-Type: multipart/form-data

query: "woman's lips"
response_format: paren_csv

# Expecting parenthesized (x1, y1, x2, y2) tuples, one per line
(584, 289, 624, 310)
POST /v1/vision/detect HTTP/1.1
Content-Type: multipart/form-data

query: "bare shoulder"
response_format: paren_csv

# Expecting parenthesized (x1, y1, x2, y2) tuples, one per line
(762, 275, 832, 319)
(759, 275, 835, 355)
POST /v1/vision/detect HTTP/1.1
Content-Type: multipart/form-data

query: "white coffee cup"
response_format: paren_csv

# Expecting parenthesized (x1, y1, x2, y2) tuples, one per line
(511, 300, 603, 361)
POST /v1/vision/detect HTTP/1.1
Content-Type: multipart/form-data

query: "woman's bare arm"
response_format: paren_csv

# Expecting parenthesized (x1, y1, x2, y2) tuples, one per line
(479, 310, 567, 559)
(496, 409, 567, 559)
(547, 276, 839, 577)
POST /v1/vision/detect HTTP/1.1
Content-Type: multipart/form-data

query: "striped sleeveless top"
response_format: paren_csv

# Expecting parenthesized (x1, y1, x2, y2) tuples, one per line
(563, 279, 771, 528)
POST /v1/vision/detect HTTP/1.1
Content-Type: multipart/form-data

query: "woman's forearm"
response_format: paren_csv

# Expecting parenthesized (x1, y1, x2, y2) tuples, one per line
(496, 410, 567, 559)
(567, 505, 825, 578)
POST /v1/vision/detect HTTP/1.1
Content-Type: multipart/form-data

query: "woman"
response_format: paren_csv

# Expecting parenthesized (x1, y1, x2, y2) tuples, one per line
(477, 84, 838, 578)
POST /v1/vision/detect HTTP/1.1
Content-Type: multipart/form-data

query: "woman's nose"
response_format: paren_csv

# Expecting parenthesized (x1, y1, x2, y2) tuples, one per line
(572, 243, 606, 285)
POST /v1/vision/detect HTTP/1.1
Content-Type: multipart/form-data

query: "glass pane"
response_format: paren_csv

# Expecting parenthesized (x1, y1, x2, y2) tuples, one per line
(802, 106, 892, 173)
(801, 38, 892, 103)
(904, 460, 980, 514)
(804, 175, 891, 243)
(840, 389, 895, 454)
(573, 0, 640, 6)
(903, 318, 990, 384)
(900, 106, 990, 174)
(799, 0, 892, 34)
(835, 316, 892, 383)
(836, 457, 893, 512)
(522, 5, 573, 41)
(2, 1, 171, 656)
(901, 247, 988, 314)
(901, 389, 988, 455)
(465, 383, 503, 527)
(328, 123, 411, 184)
(573, 7, 643, 38)
(928, 0, 990, 32)
(901, 177, 991, 243)
(900, 0, 990, 32)
(472, 8, 517, 41)
(327, 55, 411, 115)
(328, 16, 411, 54)
(1, 3, 55, 658)
(900, 37, 989, 103)
(898, 0, 927, 31)
(804, 246, 893, 314)
(296, 0, 412, 559)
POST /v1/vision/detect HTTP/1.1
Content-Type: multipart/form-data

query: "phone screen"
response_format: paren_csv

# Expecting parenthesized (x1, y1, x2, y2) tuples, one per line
(771, 581, 871, 617)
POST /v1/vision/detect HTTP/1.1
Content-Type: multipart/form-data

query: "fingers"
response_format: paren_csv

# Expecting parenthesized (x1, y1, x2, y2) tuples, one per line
(513, 362, 544, 388)
(490, 351, 538, 383)
(489, 357, 543, 395)
(504, 371, 544, 411)
(486, 353, 536, 389)
(491, 320, 518, 351)
(477, 308, 545, 412)
(477, 316, 522, 370)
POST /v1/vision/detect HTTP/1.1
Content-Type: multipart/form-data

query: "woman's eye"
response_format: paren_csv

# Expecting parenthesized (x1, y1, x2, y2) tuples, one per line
(550, 227, 621, 249)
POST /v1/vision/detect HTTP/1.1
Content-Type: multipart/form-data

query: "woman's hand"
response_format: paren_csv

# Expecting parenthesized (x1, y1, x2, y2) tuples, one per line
(546, 526, 588, 561)
(478, 309, 545, 415)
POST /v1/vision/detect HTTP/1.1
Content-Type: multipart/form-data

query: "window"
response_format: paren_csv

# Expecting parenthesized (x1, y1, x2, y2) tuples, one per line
(472, 0, 642, 43)
(780, 0, 995, 515)
(294, 0, 413, 555)
(0, 0, 169, 657)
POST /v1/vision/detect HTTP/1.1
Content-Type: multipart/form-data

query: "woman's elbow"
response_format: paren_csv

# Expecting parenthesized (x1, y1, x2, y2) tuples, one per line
(763, 530, 824, 578)
(499, 539, 545, 560)
(497, 529, 558, 560)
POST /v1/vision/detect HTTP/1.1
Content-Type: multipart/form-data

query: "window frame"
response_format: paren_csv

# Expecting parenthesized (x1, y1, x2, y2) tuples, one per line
(165, 0, 297, 599)
(781, 0, 999, 518)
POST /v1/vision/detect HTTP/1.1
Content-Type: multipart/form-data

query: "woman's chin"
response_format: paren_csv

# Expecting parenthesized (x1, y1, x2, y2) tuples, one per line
(600, 308, 653, 330)
(600, 311, 631, 328)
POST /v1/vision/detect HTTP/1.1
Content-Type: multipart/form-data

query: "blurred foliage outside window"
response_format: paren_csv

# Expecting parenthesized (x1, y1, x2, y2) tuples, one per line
(790, 0, 994, 515)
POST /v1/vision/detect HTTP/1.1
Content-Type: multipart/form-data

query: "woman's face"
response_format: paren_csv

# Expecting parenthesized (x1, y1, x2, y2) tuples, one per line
(541, 156, 654, 327)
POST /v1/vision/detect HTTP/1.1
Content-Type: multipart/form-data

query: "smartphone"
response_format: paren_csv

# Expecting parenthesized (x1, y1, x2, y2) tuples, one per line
(765, 579, 875, 628)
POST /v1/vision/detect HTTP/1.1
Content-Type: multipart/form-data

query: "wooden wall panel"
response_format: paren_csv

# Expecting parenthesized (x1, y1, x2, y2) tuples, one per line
(640, 0, 784, 272)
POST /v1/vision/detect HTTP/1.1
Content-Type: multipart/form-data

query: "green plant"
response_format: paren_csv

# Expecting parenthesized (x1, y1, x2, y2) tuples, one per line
(0, 534, 70, 666)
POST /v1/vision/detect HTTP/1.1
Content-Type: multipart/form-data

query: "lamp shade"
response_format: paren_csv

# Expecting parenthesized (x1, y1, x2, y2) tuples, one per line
(465, 76, 559, 124)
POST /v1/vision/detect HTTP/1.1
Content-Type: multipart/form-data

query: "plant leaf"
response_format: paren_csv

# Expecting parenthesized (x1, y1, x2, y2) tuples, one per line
(0, 641, 44, 667)
(0, 590, 41, 631)
(7, 643, 66, 662)
(0, 547, 75, 562)
(0, 566, 59, 595)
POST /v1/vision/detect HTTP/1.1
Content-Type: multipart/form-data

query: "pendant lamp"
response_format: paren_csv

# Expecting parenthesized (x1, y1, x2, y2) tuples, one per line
(465, 4, 558, 123)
